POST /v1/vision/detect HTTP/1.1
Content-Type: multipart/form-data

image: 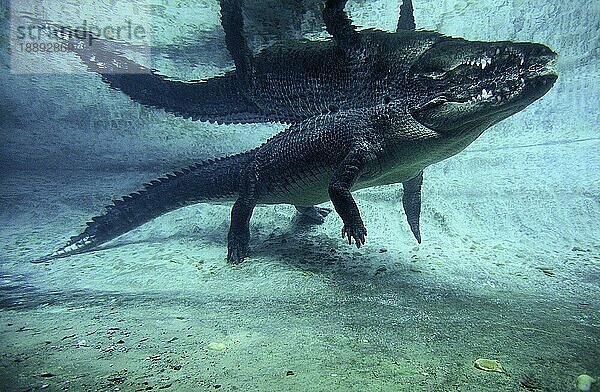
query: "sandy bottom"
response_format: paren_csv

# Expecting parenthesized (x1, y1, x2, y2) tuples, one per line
(0, 158, 598, 391)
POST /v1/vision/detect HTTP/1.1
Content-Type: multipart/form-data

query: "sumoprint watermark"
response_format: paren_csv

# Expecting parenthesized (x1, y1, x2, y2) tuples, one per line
(10, 0, 151, 74)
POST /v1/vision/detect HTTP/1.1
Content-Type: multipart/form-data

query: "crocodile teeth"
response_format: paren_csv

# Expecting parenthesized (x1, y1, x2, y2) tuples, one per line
(481, 58, 488, 69)
(65, 244, 78, 252)
(482, 88, 492, 98)
(471, 92, 484, 101)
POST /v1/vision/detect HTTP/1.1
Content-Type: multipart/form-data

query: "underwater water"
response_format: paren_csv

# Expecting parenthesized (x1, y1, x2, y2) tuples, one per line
(0, 0, 598, 391)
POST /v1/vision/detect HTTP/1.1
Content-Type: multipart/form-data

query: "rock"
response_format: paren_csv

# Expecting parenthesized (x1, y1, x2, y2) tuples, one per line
(474, 358, 503, 373)
(207, 342, 227, 351)
(375, 265, 387, 274)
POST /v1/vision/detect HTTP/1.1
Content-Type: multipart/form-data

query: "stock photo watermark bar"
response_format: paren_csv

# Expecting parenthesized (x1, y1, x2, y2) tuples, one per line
(10, 0, 152, 74)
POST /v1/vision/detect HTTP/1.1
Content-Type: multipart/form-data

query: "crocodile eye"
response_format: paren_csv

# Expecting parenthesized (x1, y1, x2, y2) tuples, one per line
(383, 96, 391, 104)
(328, 104, 339, 113)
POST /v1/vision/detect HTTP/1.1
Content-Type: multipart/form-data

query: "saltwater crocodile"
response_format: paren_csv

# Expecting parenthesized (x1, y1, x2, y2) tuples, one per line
(34, 0, 558, 264)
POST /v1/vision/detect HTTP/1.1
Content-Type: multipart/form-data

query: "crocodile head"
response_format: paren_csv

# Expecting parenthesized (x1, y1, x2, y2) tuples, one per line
(409, 38, 558, 136)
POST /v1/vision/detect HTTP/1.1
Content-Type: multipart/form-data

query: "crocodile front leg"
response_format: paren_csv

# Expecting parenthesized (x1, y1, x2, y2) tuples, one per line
(328, 150, 368, 248)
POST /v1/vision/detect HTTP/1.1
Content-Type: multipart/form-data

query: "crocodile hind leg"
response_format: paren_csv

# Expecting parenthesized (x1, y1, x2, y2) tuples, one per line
(227, 198, 255, 264)
(220, 0, 254, 87)
(322, 0, 361, 52)
(295, 206, 332, 224)
(227, 163, 257, 264)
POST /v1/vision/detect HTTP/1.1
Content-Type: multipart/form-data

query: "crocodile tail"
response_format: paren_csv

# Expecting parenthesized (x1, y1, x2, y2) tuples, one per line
(25, 18, 268, 124)
(33, 151, 254, 263)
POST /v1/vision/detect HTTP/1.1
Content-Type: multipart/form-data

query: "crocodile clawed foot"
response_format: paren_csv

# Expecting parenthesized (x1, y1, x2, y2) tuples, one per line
(227, 234, 249, 265)
(341, 223, 367, 248)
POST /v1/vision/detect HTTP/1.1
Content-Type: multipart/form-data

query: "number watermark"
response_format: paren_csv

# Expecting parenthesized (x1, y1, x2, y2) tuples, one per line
(10, 0, 151, 74)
